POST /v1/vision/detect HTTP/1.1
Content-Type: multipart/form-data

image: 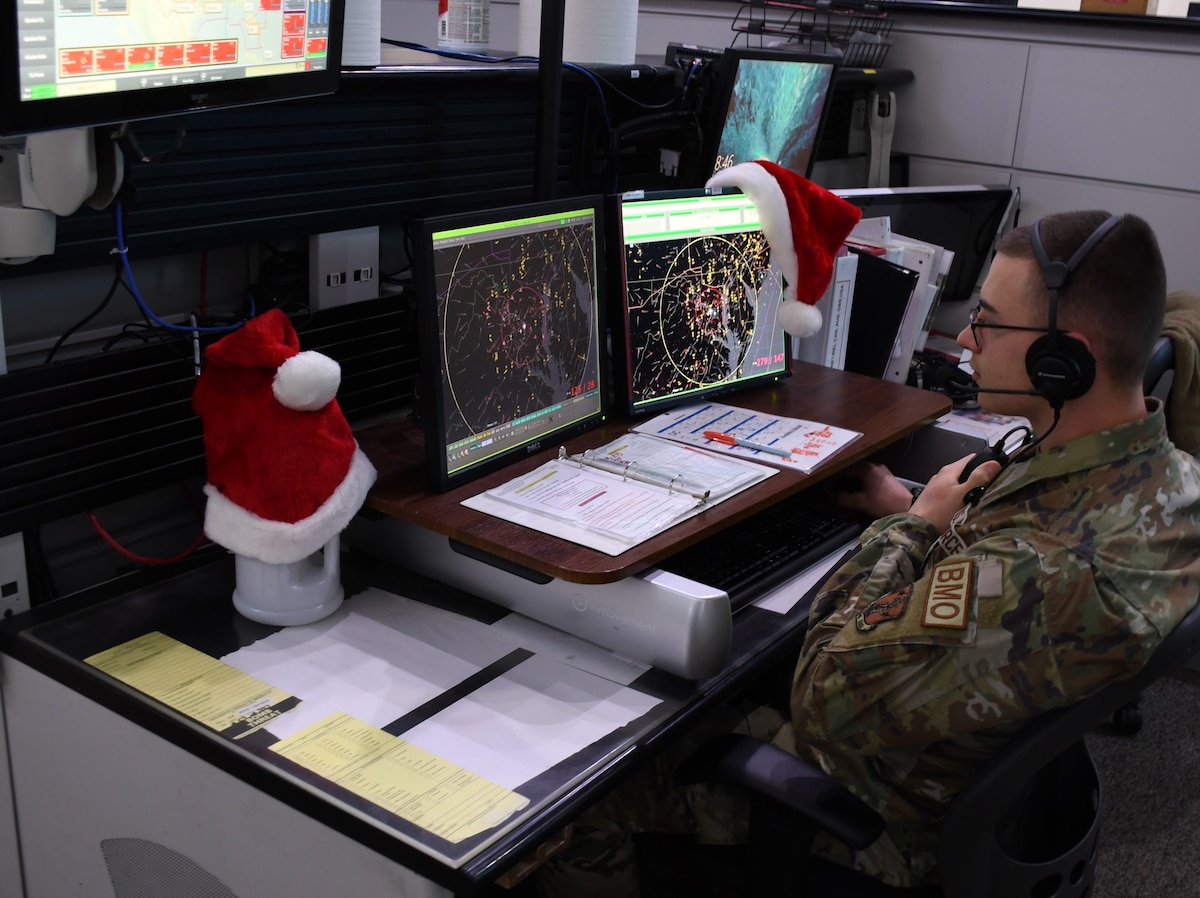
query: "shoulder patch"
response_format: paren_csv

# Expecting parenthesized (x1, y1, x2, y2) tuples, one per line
(920, 558, 974, 630)
(855, 585, 912, 632)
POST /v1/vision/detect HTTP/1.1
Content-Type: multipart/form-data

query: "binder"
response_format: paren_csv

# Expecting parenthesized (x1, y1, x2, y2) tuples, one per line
(793, 250, 858, 370)
(462, 431, 775, 555)
(843, 248, 920, 381)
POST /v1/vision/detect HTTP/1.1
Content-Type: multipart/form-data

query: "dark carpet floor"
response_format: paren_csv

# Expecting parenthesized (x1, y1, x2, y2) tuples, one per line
(1089, 667, 1200, 898)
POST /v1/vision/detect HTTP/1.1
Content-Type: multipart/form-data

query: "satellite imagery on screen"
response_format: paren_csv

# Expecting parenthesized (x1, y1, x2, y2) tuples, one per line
(711, 57, 835, 177)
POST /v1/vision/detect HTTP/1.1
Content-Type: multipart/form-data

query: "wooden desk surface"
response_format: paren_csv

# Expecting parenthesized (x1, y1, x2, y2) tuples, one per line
(358, 363, 950, 585)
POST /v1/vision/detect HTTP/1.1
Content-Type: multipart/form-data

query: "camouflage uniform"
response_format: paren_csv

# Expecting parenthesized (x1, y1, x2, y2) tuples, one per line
(793, 398, 1200, 887)
(535, 399, 1200, 897)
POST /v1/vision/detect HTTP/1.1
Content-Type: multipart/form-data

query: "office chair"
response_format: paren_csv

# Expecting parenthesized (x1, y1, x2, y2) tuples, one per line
(636, 594, 1200, 898)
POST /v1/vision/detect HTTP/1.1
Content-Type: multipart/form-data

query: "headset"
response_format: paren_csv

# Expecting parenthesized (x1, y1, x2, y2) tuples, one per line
(1024, 214, 1122, 408)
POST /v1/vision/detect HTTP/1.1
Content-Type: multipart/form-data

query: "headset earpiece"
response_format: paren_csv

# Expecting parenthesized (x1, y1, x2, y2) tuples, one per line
(1025, 332, 1095, 407)
(1025, 215, 1120, 408)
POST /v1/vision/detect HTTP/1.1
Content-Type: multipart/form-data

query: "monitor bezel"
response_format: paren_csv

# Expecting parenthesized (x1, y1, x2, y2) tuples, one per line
(412, 196, 610, 494)
(701, 45, 842, 183)
(1, 0, 346, 138)
(831, 184, 1019, 306)
(607, 187, 792, 420)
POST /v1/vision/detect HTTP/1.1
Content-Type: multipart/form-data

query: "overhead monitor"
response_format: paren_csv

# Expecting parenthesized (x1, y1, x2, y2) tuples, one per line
(3, 0, 345, 137)
(610, 187, 790, 418)
(702, 46, 840, 182)
(832, 185, 1020, 305)
(411, 198, 608, 493)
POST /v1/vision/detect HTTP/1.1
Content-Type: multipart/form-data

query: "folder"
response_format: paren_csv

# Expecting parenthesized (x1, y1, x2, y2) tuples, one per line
(842, 248, 920, 381)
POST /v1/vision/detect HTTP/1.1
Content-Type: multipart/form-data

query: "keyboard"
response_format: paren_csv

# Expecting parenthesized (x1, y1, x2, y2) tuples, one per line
(659, 496, 862, 611)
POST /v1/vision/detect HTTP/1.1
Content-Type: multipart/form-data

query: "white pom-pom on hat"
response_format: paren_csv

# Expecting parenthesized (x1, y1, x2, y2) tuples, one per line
(273, 350, 341, 411)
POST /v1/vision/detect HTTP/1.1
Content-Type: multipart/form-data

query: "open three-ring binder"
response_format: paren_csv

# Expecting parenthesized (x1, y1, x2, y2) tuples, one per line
(461, 431, 777, 555)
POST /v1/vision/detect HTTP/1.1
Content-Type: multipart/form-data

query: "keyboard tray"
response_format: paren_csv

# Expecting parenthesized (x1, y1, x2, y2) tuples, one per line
(659, 497, 862, 611)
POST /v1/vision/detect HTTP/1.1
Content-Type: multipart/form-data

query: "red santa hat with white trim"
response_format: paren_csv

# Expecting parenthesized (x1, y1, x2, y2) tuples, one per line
(707, 159, 862, 338)
(193, 309, 377, 565)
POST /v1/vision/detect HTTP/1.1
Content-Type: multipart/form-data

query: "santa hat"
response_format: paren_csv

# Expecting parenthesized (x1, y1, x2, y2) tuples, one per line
(707, 160, 861, 338)
(193, 309, 377, 565)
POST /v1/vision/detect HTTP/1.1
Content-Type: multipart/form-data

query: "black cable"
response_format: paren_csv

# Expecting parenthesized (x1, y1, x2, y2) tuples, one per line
(126, 285, 194, 360)
(101, 322, 160, 353)
(43, 258, 125, 364)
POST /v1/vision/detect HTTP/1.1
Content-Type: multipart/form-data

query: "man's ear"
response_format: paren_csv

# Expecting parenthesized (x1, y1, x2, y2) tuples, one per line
(1064, 330, 1093, 356)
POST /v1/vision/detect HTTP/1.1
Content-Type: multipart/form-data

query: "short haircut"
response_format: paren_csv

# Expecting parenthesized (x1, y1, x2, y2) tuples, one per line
(996, 210, 1166, 388)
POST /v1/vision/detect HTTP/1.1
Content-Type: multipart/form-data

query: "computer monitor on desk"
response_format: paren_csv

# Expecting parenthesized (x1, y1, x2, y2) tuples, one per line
(609, 187, 790, 418)
(832, 185, 1019, 307)
(701, 47, 840, 181)
(410, 198, 608, 492)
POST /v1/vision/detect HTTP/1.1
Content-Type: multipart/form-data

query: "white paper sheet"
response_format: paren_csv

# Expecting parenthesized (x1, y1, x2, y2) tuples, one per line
(400, 654, 662, 790)
(633, 402, 862, 474)
(221, 588, 662, 789)
(222, 588, 522, 739)
(751, 540, 860, 615)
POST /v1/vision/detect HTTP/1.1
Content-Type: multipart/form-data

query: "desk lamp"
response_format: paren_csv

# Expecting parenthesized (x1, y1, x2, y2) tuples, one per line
(193, 309, 377, 625)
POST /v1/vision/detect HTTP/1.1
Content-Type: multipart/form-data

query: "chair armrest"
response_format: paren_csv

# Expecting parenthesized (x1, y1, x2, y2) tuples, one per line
(674, 733, 885, 850)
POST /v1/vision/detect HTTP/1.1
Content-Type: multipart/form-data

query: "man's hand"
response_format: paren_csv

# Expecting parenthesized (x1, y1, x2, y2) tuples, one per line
(832, 462, 916, 519)
(909, 455, 1003, 532)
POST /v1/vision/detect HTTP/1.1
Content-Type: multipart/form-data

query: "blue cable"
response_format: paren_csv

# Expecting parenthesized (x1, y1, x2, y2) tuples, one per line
(114, 201, 251, 334)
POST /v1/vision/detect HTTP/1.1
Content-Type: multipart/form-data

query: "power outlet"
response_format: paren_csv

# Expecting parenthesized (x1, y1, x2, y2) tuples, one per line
(0, 533, 29, 619)
(309, 226, 380, 309)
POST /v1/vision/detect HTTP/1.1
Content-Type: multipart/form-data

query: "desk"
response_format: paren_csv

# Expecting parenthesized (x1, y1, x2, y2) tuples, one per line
(360, 361, 949, 584)
(0, 370, 947, 897)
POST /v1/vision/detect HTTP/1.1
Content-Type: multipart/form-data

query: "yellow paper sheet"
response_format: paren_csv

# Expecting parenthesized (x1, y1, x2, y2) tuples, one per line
(270, 711, 530, 843)
(85, 631, 299, 739)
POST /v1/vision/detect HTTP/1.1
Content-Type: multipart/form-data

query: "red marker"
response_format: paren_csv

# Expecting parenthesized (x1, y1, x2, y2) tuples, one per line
(702, 430, 792, 459)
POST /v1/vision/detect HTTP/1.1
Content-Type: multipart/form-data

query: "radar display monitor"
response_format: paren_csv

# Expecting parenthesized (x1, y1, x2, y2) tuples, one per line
(611, 187, 789, 418)
(703, 47, 839, 181)
(833, 185, 1019, 305)
(412, 198, 608, 492)
(3, 0, 344, 136)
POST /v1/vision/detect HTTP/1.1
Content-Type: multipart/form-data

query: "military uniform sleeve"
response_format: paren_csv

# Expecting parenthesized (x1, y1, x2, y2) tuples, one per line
(806, 513, 942, 627)
(791, 524, 1136, 757)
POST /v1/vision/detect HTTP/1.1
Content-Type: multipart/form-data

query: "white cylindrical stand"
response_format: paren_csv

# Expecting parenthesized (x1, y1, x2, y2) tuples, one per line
(232, 534, 344, 626)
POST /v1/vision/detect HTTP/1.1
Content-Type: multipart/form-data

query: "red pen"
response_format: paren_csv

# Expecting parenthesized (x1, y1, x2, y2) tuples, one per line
(702, 430, 792, 459)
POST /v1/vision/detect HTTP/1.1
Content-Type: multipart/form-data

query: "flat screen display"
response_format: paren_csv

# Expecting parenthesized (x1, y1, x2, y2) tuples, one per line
(3, 0, 344, 136)
(703, 47, 839, 181)
(832, 185, 1019, 305)
(611, 188, 790, 417)
(412, 198, 608, 492)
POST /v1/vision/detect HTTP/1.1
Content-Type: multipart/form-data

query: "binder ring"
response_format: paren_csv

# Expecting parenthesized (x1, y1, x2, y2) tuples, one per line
(623, 461, 638, 482)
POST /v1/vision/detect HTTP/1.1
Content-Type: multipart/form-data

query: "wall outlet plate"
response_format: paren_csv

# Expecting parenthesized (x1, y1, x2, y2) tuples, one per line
(309, 226, 380, 309)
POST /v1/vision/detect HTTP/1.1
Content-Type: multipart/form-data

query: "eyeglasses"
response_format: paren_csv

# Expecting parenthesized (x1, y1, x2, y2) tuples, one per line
(968, 304, 1050, 347)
